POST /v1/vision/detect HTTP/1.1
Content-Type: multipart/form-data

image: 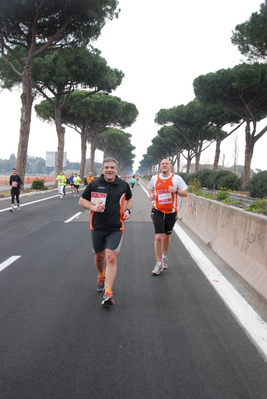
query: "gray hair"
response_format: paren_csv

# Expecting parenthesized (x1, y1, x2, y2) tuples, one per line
(103, 157, 118, 167)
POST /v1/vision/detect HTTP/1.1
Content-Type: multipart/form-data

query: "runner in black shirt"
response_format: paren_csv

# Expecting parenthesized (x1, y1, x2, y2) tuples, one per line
(79, 157, 133, 306)
(9, 168, 23, 212)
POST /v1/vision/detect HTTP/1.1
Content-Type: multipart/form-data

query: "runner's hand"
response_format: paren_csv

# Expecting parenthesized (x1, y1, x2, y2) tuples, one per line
(93, 204, 105, 212)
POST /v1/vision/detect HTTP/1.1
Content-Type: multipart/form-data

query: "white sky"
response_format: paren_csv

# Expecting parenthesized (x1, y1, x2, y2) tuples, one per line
(0, 0, 266, 172)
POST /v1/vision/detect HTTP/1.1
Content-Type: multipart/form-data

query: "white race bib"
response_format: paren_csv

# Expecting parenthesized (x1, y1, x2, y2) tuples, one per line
(157, 189, 172, 204)
(91, 192, 107, 212)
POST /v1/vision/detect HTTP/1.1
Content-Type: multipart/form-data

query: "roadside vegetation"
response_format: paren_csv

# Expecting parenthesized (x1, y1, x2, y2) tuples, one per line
(186, 170, 267, 216)
(142, 170, 267, 216)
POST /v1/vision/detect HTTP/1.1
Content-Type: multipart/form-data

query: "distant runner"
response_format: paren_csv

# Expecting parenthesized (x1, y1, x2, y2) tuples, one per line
(9, 168, 23, 212)
(73, 173, 81, 197)
(56, 171, 66, 199)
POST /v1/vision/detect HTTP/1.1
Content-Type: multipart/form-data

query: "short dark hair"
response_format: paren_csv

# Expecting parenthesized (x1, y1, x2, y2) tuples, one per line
(103, 157, 118, 167)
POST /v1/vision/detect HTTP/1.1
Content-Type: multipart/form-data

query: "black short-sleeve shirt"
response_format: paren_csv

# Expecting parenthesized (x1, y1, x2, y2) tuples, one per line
(82, 175, 132, 231)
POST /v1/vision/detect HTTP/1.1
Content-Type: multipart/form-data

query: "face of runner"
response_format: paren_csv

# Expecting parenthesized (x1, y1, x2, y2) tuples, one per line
(12, 169, 17, 176)
(160, 159, 172, 175)
(102, 161, 118, 182)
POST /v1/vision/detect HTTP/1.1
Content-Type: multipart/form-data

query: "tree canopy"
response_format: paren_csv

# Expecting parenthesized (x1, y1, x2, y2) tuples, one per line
(0, 0, 119, 182)
(193, 63, 267, 188)
(36, 91, 138, 178)
(96, 128, 135, 173)
(155, 100, 217, 173)
(231, 1, 267, 61)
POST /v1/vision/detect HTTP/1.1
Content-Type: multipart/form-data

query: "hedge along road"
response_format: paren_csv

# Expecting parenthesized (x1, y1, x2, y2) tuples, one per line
(0, 183, 267, 399)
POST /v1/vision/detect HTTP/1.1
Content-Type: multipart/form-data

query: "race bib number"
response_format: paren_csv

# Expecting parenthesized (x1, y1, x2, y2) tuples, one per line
(157, 189, 172, 204)
(91, 192, 107, 212)
(12, 181, 17, 188)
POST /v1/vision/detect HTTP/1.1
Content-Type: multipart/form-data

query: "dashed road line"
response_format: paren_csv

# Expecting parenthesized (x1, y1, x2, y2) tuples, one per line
(64, 212, 82, 223)
(0, 256, 21, 272)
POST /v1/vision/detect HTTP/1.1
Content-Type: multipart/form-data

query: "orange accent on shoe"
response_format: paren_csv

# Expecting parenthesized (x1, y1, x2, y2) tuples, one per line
(105, 290, 113, 297)
(97, 276, 105, 285)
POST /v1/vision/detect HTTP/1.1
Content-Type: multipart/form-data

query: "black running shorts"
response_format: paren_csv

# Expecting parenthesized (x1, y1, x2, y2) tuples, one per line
(152, 209, 177, 235)
(91, 230, 123, 253)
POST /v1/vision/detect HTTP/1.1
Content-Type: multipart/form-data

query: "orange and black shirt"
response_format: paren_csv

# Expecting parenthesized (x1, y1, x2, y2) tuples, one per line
(82, 175, 132, 231)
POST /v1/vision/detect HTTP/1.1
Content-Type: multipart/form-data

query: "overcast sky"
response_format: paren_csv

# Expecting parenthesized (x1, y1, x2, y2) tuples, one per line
(0, 0, 266, 172)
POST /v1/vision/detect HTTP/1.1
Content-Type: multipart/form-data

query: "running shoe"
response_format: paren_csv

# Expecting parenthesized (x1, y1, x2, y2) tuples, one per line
(97, 276, 105, 292)
(162, 257, 168, 269)
(10, 208, 14, 212)
(152, 262, 163, 275)
(101, 291, 114, 306)
(17, 205, 20, 210)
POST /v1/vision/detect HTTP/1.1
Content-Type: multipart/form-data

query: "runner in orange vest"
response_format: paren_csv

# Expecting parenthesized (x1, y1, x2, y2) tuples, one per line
(86, 172, 94, 185)
(148, 159, 188, 275)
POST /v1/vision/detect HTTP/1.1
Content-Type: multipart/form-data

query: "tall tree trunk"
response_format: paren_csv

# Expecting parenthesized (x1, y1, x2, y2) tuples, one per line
(186, 151, 191, 174)
(80, 126, 87, 181)
(55, 106, 65, 177)
(195, 151, 200, 173)
(213, 128, 221, 171)
(90, 135, 98, 174)
(176, 152, 180, 173)
(16, 63, 33, 184)
(242, 123, 254, 190)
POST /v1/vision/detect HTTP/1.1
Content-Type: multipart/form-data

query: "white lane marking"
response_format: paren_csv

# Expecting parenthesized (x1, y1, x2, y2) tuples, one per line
(0, 256, 21, 272)
(64, 212, 82, 223)
(140, 181, 267, 361)
(174, 223, 267, 361)
(0, 187, 85, 213)
(0, 195, 59, 212)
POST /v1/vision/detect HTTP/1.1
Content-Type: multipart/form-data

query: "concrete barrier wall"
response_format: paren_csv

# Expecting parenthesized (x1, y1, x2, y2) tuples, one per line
(179, 195, 267, 300)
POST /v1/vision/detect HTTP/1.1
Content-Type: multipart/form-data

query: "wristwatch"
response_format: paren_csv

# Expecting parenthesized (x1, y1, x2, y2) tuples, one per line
(175, 190, 179, 195)
(125, 208, 131, 214)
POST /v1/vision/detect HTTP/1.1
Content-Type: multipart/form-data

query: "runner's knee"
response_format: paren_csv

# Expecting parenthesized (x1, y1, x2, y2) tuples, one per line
(155, 234, 164, 243)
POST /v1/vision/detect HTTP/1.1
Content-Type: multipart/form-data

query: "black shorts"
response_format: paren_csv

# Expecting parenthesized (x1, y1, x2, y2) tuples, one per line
(91, 230, 123, 253)
(152, 209, 177, 235)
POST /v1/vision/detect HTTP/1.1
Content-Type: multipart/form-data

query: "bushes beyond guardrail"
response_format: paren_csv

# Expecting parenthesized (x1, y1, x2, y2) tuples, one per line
(31, 179, 45, 190)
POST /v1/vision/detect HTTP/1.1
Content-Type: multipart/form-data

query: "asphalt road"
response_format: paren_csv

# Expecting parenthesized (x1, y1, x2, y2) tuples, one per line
(1, 185, 267, 399)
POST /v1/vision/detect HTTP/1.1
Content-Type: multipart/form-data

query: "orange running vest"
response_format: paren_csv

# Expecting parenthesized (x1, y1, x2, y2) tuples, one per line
(154, 173, 178, 214)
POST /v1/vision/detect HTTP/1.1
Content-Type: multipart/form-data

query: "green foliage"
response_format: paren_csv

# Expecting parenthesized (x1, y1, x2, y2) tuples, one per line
(215, 190, 229, 201)
(245, 198, 267, 214)
(188, 178, 202, 194)
(31, 180, 45, 190)
(247, 171, 267, 198)
(218, 173, 241, 191)
(197, 169, 213, 187)
(231, 2, 267, 62)
(206, 170, 232, 189)
(96, 128, 135, 171)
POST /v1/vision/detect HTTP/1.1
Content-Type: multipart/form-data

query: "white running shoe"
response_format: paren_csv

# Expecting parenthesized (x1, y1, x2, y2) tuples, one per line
(17, 205, 20, 210)
(152, 262, 163, 275)
(162, 257, 168, 269)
